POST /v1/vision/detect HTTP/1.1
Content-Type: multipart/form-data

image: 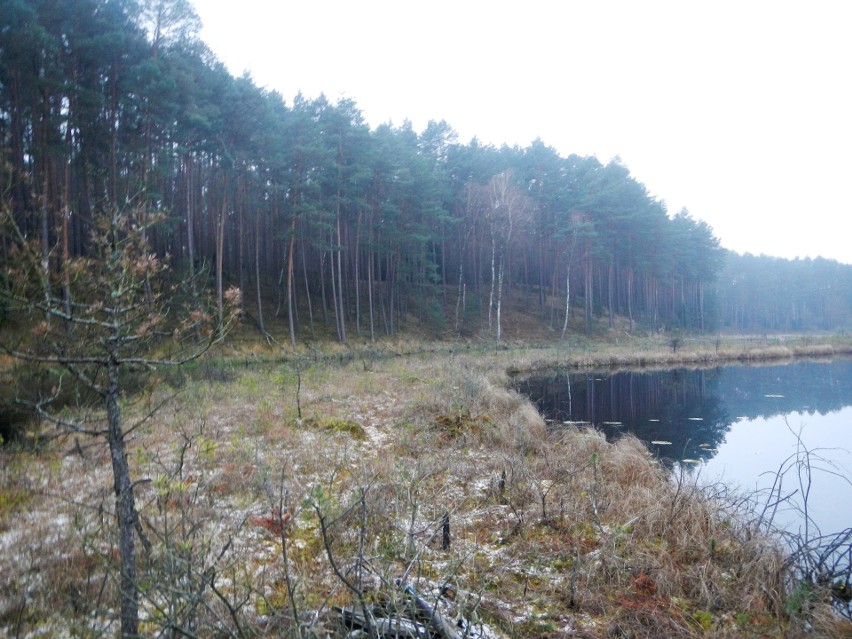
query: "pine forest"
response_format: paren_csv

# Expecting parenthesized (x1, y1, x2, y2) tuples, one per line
(2, 0, 850, 347)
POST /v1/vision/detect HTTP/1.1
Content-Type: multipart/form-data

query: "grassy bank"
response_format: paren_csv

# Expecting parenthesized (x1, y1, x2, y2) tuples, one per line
(229, 330, 852, 375)
(2, 332, 851, 637)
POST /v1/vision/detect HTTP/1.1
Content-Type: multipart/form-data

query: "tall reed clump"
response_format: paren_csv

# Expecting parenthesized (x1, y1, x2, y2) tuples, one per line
(588, 437, 790, 630)
(417, 353, 548, 453)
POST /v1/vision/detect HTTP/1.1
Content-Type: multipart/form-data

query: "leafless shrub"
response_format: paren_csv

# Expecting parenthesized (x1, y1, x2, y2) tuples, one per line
(751, 422, 852, 625)
(136, 424, 253, 638)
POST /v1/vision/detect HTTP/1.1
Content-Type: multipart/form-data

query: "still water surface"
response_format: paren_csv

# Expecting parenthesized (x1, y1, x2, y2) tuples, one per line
(515, 359, 852, 536)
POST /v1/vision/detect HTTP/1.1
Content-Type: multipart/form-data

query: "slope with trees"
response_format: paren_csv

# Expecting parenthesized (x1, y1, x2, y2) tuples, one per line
(2, 0, 848, 359)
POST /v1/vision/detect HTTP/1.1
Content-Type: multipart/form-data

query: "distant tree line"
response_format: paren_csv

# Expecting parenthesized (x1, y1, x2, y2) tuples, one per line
(716, 252, 852, 332)
(1, 0, 848, 343)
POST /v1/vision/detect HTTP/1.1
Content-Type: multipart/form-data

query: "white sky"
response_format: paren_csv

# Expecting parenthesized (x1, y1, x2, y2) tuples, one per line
(192, 0, 852, 265)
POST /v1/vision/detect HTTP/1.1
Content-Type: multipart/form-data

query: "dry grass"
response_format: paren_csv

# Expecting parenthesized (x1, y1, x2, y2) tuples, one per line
(1, 337, 851, 637)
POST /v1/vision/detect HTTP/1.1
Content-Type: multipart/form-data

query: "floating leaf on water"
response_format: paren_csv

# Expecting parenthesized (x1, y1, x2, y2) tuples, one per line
(651, 440, 672, 445)
(688, 417, 704, 421)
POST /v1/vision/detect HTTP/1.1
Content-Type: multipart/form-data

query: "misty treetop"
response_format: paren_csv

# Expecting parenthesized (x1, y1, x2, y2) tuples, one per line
(2, 0, 849, 343)
(716, 252, 852, 332)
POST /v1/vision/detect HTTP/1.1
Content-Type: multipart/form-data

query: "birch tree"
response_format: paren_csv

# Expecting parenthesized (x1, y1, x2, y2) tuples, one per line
(484, 171, 530, 340)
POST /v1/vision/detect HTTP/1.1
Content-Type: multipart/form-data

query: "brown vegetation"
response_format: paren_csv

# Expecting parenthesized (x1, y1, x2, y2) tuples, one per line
(2, 334, 851, 637)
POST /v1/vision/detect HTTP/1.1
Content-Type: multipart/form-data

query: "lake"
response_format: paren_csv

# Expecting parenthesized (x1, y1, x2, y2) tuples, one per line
(514, 358, 852, 539)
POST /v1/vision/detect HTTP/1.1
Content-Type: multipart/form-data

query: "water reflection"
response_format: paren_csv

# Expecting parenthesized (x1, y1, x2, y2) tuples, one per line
(516, 358, 852, 604)
(702, 406, 852, 537)
(514, 358, 852, 466)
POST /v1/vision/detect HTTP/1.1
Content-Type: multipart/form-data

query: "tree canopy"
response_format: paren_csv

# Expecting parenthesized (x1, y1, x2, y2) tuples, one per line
(2, 0, 849, 343)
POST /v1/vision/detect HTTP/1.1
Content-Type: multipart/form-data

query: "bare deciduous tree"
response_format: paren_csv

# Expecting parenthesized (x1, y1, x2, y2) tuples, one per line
(484, 171, 531, 340)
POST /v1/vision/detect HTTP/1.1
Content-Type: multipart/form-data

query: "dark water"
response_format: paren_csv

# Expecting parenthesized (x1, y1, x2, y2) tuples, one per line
(514, 359, 852, 536)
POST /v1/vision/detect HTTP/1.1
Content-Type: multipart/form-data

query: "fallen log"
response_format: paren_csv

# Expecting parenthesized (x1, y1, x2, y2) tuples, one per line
(398, 581, 462, 639)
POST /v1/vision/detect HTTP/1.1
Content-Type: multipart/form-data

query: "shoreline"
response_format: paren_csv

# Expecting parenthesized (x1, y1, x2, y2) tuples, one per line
(2, 332, 851, 637)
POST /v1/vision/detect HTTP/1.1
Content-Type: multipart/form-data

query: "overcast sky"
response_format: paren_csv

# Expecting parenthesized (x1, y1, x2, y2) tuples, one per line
(192, 0, 851, 265)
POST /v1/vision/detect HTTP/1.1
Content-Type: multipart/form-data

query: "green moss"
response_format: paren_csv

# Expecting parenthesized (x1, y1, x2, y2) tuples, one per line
(692, 610, 713, 631)
(0, 454, 34, 530)
(0, 483, 31, 520)
(735, 612, 752, 627)
(785, 580, 818, 617)
(256, 584, 291, 617)
(434, 411, 491, 440)
(550, 557, 573, 572)
(299, 417, 367, 440)
(323, 418, 367, 440)
(514, 614, 559, 639)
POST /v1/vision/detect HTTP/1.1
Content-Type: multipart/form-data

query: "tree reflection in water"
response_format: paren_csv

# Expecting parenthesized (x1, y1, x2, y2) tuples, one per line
(514, 358, 852, 468)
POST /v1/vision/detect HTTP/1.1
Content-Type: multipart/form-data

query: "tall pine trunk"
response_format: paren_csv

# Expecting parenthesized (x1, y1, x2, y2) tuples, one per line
(367, 236, 375, 341)
(301, 244, 315, 338)
(496, 253, 505, 340)
(354, 209, 362, 336)
(254, 203, 265, 335)
(335, 198, 346, 343)
(286, 225, 297, 347)
(215, 190, 226, 333)
(584, 247, 593, 335)
(488, 234, 496, 332)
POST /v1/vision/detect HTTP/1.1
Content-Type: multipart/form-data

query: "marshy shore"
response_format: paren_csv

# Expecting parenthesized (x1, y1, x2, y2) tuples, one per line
(2, 332, 851, 637)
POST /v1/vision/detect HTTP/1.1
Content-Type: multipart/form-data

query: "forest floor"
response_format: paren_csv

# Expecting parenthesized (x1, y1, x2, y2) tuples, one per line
(2, 328, 852, 638)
